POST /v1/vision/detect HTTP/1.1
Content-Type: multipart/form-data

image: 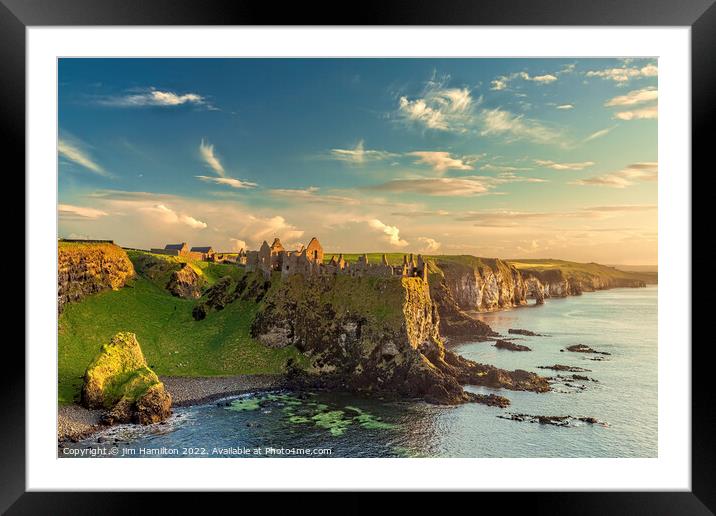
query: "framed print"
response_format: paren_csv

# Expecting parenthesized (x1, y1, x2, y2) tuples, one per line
(5, 0, 711, 512)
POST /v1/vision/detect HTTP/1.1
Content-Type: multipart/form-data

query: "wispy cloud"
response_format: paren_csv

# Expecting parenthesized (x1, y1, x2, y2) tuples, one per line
(370, 177, 493, 197)
(368, 219, 409, 247)
(534, 159, 595, 171)
(556, 104, 574, 110)
(572, 162, 657, 188)
(58, 204, 108, 220)
(329, 140, 398, 164)
(199, 139, 225, 177)
(585, 63, 658, 83)
(480, 108, 562, 145)
(58, 136, 109, 177)
(455, 204, 656, 226)
(391, 210, 450, 218)
(97, 87, 215, 109)
(583, 126, 616, 142)
(397, 76, 476, 132)
(491, 71, 558, 91)
(269, 186, 360, 206)
(408, 151, 474, 174)
(196, 175, 257, 189)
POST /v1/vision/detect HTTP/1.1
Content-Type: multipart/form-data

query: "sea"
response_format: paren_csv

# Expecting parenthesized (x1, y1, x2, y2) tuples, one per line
(60, 286, 657, 458)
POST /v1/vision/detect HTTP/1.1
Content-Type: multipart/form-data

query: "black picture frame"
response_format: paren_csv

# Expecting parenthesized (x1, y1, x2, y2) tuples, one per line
(4, 0, 708, 512)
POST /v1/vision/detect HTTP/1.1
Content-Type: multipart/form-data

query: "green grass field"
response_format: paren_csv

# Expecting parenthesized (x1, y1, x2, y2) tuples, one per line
(58, 272, 304, 405)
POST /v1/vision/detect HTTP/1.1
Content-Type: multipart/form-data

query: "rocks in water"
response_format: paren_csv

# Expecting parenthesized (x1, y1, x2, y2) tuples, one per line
(508, 328, 543, 337)
(81, 332, 172, 425)
(467, 392, 511, 408)
(494, 339, 531, 352)
(498, 413, 607, 427)
(537, 364, 591, 372)
(565, 344, 611, 355)
(166, 263, 205, 299)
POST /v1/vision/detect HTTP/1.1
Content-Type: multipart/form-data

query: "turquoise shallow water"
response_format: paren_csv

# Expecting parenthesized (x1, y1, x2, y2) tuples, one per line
(60, 286, 657, 458)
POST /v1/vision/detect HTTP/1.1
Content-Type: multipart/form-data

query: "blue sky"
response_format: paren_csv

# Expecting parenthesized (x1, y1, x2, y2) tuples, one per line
(58, 58, 657, 264)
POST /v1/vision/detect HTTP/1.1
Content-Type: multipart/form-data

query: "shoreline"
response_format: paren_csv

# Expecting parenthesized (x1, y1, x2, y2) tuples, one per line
(58, 374, 287, 444)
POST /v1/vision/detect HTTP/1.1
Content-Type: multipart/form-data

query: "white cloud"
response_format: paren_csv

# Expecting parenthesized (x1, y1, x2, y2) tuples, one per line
(368, 219, 409, 247)
(534, 159, 595, 171)
(97, 88, 212, 108)
(199, 139, 226, 177)
(230, 238, 247, 252)
(58, 137, 109, 176)
(490, 71, 558, 90)
(556, 104, 574, 110)
(145, 204, 208, 229)
(605, 87, 658, 107)
(585, 64, 658, 83)
(329, 140, 398, 164)
(408, 151, 474, 174)
(480, 108, 561, 144)
(417, 237, 441, 253)
(572, 162, 657, 188)
(58, 204, 108, 220)
(196, 175, 257, 189)
(397, 77, 476, 132)
(245, 215, 304, 244)
(614, 105, 658, 120)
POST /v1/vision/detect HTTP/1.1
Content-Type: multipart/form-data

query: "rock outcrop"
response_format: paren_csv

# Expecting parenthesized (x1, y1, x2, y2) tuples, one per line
(166, 263, 205, 299)
(58, 242, 135, 312)
(251, 274, 549, 405)
(81, 332, 172, 425)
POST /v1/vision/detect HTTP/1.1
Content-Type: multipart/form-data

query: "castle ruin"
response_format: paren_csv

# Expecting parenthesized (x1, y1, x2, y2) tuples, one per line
(246, 236, 428, 282)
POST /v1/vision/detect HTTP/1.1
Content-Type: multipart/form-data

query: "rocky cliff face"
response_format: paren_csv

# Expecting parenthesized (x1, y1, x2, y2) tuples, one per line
(431, 257, 646, 314)
(58, 242, 135, 312)
(251, 273, 548, 404)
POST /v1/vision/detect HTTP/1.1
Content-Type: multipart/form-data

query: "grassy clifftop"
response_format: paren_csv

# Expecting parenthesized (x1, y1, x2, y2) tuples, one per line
(58, 249, 304, 405)
(507, 258, 657, 285)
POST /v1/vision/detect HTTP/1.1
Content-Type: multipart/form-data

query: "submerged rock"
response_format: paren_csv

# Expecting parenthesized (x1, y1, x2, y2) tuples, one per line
(81, 332, 172, 425)
(494, 339, 532, 352)
(498, 412, 607, 427)
(537, 364, 591, 373)
(565, 344, 611, 355)
(508, 328, 543, 337)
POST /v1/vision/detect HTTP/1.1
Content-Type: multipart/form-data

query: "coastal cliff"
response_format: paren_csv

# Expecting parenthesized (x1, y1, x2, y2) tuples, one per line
(430, 256, 650, 314)
(251, 273, 548, 404)
(58, 241, 135, 313)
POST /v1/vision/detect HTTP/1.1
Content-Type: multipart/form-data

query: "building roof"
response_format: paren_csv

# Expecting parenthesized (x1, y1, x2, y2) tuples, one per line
(190, 246, 214, 253)
(165, 243, 187, 250)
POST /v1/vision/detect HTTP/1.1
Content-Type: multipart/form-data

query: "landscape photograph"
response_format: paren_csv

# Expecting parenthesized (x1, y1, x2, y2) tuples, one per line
(57, 57, 658, 458)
